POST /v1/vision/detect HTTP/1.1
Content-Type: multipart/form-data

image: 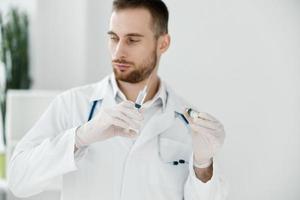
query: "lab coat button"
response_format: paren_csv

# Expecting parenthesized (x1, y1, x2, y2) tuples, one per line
(179, 159, 185, 164)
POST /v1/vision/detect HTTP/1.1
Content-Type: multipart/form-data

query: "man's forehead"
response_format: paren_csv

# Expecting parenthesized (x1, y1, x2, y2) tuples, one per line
(109, 8, 153, 36)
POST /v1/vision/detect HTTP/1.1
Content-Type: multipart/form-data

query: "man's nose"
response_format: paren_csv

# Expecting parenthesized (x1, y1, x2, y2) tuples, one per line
(114, 41, 127, 59)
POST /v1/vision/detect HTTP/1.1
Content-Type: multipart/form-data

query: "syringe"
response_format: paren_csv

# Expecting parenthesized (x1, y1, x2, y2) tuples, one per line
(134, 72, 153, 109)
(134, 85, 148, 109)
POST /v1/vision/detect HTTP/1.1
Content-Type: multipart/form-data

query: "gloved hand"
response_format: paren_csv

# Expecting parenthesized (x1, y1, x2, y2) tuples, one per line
(75, 101, 143, 148)
(184, 109, 225, 168)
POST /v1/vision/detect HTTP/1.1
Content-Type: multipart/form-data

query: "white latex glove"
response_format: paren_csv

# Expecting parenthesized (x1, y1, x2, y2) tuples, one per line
(184, 109, 225, 168)
(75, 100, 143, 148)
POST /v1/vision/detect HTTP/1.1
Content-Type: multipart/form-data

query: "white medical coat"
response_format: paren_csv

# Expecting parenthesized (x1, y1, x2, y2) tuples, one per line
(8, 75, 228, 200)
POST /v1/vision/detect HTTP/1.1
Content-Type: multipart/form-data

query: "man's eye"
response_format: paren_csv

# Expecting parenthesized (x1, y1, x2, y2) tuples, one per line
(110, 37, 119, 41)
(128, 38, 139, 43)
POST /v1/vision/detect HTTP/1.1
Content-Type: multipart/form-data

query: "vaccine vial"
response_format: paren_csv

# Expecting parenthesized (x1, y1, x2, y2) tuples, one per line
(186, 108, 200, 119)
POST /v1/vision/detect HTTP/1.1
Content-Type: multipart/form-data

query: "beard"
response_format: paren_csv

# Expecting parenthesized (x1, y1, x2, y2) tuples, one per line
(113, 50, 157, 83)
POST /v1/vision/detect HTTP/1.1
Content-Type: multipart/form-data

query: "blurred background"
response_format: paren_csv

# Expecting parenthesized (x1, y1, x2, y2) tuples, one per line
(0, 0, 299, 199)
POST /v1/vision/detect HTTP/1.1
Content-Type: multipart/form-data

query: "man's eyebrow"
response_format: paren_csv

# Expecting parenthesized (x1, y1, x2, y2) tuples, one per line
(107, 31, 144, 37)
(107, 31, 117, 36)
(126, 33, 144, 37)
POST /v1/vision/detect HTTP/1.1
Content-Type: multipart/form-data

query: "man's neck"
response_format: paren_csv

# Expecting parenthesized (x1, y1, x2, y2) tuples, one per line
(116, 74, 160, 103)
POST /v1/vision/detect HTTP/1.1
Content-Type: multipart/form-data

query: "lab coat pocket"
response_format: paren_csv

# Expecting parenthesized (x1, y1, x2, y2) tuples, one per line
(148, 137, 192, 192)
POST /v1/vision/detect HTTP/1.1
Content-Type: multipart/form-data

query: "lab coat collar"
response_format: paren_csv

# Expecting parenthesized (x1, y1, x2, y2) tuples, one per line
(89, 74, 184, 113)
(109, 73, 126, 100)
(109, 73, 167, 112)
(89, 76, 110, 102)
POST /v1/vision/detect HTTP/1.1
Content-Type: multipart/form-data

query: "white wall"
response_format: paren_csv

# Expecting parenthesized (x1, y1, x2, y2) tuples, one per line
(163, 1, 300, 199)
(31, 0, 87, 90)
(84, 0, 112, 84)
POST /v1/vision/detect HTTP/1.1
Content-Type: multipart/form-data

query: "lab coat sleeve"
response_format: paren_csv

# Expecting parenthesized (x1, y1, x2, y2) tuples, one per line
(183, 153, 229, 200)
(7, 92, 85, 198)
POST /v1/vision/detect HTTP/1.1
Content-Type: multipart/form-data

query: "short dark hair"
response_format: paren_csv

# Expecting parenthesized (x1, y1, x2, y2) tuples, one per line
(112, 0, 169, 38)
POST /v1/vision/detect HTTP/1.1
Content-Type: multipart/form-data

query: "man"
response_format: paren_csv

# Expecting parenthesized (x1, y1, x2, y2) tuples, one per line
(8, 0, 228, 199)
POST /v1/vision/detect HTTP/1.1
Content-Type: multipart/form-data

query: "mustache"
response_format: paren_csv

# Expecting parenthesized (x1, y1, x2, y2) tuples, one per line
(112, 59, 134, 65)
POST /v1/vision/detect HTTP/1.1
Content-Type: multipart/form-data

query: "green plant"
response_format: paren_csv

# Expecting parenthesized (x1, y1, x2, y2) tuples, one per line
(0, 7, 31, 144)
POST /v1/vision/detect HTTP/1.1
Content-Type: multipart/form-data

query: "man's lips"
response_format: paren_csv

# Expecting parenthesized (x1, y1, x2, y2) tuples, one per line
(114, 63, 131, 71)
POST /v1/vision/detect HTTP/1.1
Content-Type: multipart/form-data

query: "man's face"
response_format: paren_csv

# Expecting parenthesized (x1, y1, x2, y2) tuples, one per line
(108, 8, 158, 83)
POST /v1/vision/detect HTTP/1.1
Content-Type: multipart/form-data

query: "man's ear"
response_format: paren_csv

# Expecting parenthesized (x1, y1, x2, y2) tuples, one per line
(158, 34, 170, 54)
